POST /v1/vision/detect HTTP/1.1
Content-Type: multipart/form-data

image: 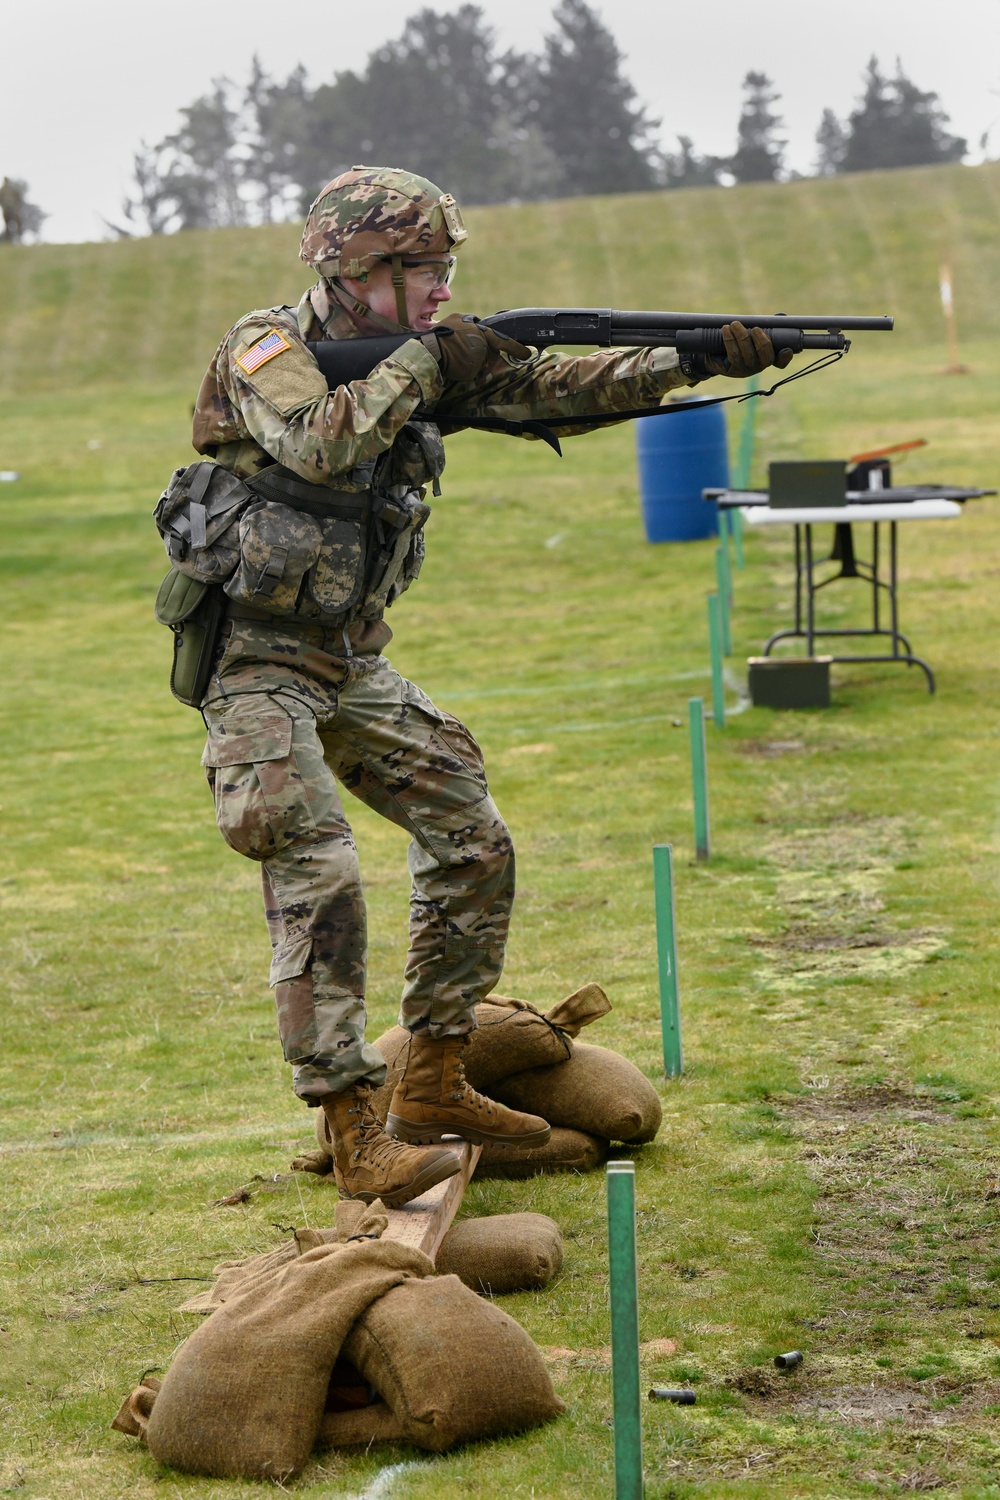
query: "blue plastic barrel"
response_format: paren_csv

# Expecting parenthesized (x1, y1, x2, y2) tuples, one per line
(636, 401, 729, 542)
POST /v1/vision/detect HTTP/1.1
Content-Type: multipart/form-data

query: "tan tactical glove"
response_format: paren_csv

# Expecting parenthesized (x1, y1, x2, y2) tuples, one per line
(421, 314, 533, 385)
(689, 321, 795, 381)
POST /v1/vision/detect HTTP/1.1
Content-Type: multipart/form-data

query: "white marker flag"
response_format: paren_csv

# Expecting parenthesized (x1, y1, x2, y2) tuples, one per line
(939, 265, 954, 313)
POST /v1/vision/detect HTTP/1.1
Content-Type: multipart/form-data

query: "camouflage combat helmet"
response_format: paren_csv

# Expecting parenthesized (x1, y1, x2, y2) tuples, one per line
(300, 165, 467, 325)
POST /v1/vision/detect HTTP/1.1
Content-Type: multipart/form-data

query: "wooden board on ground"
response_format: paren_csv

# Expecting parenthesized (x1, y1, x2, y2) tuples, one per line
(382, 1140, 481, 1262)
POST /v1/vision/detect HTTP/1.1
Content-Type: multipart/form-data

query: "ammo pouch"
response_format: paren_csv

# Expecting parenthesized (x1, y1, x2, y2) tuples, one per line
(154, 446, 436, 629)
(155, 570, 226, 708)
(227, 465, 430, 621)
(154, 462, 252, 584)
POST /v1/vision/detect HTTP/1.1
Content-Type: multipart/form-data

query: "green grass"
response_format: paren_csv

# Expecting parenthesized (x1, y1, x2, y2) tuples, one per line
(3, 165, 1000, 1497)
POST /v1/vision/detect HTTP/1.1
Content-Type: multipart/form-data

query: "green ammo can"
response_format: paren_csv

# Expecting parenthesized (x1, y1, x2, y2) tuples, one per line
(747, 656, 831, 709)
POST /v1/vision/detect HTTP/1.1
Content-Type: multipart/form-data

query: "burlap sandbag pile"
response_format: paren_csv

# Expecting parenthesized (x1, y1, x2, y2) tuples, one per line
(112, 1199, 564, 1479)
(292, 980, 661, 1184)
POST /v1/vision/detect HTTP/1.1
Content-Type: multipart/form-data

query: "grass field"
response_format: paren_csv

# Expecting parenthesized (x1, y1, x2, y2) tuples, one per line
(2, 164, 1000, 1498)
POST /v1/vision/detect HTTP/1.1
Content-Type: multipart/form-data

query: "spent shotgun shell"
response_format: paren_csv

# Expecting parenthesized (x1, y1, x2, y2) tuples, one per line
(648, 1388, 697, 1404)
(774, 1351, 804, 1370)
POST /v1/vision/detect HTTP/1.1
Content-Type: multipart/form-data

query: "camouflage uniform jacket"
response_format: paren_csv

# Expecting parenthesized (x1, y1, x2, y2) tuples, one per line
(191, 281, 694, 646)
(193, 279, 694, 482)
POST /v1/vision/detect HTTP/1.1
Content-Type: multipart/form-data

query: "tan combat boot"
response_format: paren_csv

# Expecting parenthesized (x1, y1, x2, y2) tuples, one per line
(322, 1082, 461, 1207)
(386, 1034, 552, 1148)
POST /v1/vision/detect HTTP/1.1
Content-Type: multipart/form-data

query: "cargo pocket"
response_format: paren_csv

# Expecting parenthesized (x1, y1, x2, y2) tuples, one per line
(201, 708, 317, 860)
(306, 516, 366, 613)
(401, 681, 487, 782)
(224, 500, 323, 615)
(270, 937, 316, 1061)
(270, 935, 314, 988)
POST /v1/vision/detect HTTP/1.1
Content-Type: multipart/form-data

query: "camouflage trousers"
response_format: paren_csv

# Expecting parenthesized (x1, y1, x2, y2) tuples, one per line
(201, 618, 514, 1103)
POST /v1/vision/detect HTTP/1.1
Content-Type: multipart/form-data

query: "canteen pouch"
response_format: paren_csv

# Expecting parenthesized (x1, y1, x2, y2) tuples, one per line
(155, 569, 226, 708)
(154, 461, 253, 584)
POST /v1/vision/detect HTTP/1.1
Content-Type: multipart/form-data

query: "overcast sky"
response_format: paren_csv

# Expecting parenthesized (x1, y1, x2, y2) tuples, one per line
(5, 0, 999, 243)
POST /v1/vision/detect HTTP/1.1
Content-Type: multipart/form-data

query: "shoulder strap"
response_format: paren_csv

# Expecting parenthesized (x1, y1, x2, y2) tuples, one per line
(436, 350, 845, 455)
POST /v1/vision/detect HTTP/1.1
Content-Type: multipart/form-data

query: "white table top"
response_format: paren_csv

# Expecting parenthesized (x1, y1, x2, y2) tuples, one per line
(740, 499, 962, 525)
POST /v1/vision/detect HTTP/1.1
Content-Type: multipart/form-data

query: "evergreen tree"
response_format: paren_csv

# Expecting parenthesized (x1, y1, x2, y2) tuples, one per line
(530, 0, 659, 195)
(660, 136, 721, 189)
(814, 108, 847, 176)
(299, 7, 547, 206)
(244, 61, 313, 222)
(729, 71, 785, 183)
(122, 81, 251, 233)
(824, 58, 966, 174)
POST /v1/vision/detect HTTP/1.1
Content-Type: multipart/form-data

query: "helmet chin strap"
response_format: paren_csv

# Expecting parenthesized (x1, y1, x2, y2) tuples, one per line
(327, 277, 413, 336)
(390, 254, 409, 328)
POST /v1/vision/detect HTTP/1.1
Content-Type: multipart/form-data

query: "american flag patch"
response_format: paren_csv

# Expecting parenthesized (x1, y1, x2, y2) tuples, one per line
(236, 329, 291, 375)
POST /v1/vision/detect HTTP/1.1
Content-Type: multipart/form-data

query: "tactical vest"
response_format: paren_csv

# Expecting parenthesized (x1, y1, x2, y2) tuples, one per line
(154, 420, 445, 629)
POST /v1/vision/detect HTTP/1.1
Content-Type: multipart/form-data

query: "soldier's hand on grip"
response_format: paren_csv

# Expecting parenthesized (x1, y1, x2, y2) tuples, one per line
(704, 321, 795, 378)
(421, 314, 533, 385)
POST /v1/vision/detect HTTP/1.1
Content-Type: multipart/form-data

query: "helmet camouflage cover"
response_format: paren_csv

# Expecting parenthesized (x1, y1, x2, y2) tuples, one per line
(300, 165, 467, 281)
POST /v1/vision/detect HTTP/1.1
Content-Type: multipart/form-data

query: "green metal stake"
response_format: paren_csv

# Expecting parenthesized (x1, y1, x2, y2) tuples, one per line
(688, 697, 710, 860)
(715, 545, 732, 656)
(733, 374, 759, 488)
(730, 373, 758, 573)
(731, 504, 745, 569)
(653, 844, 683, 1077)
(707, 594, 725, 728)
(607, 1161, 643, 1500)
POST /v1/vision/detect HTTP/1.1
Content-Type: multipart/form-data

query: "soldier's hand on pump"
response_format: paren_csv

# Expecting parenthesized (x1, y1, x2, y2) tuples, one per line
(693, 320, 796, 379)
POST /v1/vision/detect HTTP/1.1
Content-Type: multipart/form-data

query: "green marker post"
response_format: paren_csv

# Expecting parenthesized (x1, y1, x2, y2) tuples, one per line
(715, 545, 732, 656)
(653, 844, 683, 1077)
(731, 505, 745, 569)
(607, 1161, 643, 1500)
(730, 373, 758, 572)
(688, 697, 710, 861)
(707, 594, 725, 728)
(733, 375, 759, 489)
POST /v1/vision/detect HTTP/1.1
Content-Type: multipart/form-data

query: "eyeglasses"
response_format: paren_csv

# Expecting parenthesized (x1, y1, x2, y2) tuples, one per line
(378, 256, 457, 290)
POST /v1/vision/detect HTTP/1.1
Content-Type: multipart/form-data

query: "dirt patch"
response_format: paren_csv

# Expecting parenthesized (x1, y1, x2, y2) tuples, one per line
(739, 738, 809, 758)
(752, 924, 936, 954)
(753, 815, 945, 981)
(784, 1084, 942, 1122)
(725, 1366, 783, 1398)
(792, 1385, 935, 1426)
(778, 1086, 1000, 1356)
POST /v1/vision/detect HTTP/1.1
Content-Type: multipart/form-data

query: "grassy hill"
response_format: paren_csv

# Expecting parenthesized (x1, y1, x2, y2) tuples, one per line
(2, 159, 1000, 395)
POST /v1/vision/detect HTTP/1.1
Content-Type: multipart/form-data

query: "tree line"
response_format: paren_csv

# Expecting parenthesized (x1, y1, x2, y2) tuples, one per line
(1, 2, 971, 243)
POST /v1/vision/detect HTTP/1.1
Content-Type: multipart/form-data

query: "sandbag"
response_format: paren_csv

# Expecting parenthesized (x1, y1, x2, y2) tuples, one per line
(111, 1376, 160, 1441)
(142, 1206, 434, 1480)
(322, 1273, 565, 1452)
(476, 1126, 609, 1179)
(178, 1224, 341, 1314)
(491, 1042, 662, 1144)
(436, 1213, 563, 1294)
(368, 982, 611, 1121)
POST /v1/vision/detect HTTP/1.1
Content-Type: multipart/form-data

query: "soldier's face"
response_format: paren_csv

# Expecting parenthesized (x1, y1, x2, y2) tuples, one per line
(343, 255, 453, 331)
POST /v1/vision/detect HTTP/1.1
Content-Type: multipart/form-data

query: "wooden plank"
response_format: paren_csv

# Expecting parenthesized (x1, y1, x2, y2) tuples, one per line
(382, 1140, 481, 1262)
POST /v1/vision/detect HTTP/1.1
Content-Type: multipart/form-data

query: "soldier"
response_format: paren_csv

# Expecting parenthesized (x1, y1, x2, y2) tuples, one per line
(190, 165, 790, 1207)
